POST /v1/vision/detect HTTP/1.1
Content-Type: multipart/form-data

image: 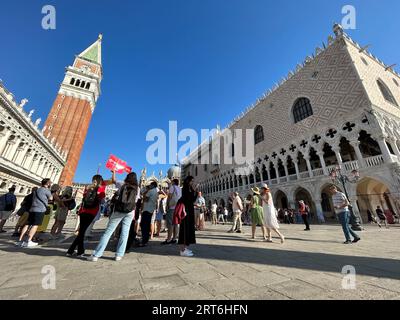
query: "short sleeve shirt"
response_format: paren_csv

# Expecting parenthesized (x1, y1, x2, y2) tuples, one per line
(332, 192, 348, 214)
(143, 187, 159, 213)
(30, 187, 52, 213)
(194, 196, 205, 208)
(168, 185, 182, 210)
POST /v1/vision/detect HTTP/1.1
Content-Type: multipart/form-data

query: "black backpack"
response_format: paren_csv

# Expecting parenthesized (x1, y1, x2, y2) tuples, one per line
(82, 187, 100, 209)
(4, 194, 14, 211)
(66, 198, 77, 211)
(114, 184, 138, 214)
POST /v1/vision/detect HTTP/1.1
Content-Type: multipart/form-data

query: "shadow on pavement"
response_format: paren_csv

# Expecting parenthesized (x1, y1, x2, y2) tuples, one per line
(1, 230, 399, 281)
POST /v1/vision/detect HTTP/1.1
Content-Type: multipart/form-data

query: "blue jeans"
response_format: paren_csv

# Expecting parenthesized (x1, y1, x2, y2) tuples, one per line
(338, 210, 360, 241)
(93, 211, 134, 258)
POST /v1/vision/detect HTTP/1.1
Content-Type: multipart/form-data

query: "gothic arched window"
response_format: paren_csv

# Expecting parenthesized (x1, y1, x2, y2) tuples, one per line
(377, 79, 398, 107)
(70, 78, 75, 85)
(293, 97, 313, 123)
(254, 125, 264, 145)
(86, 82, 91, 90)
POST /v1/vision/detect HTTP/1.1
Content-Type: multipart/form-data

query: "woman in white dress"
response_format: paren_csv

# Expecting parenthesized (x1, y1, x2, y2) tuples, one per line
(260, 184, 285, 243)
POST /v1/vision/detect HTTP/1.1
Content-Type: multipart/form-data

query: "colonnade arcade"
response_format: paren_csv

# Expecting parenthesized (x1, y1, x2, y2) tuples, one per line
(0, 124, 62, 188)
(197, 113, 400, 221)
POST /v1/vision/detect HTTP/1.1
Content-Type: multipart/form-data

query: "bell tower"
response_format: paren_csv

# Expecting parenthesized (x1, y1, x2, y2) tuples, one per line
(44, 35, 103, 186)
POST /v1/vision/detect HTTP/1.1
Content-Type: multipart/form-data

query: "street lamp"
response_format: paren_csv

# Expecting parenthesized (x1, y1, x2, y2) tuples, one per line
(329, 165, 363, 231)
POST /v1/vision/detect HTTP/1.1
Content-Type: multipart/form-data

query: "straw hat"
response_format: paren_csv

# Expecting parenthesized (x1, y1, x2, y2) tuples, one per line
(251, 187, 260, 195)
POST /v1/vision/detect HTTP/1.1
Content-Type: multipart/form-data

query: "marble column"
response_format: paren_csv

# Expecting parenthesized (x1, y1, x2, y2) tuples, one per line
(283, 163, 289, 178)
(388, 138, 400, 159)
(294, 161, 301, 180)
(314, 198, 326, 223)
(273, 162, 280, 184)
(377, 136, 393, 163)
(349, 140, 365, 168)
(332, 147, 343, 167)
(317, 151, 328, 175)
(0, 129, 12, 156)
(304, 156, 314, 178)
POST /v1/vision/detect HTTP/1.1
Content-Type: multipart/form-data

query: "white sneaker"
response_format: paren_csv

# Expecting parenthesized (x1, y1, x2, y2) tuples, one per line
(87, 256, 98, 262)
(115, 256, 122, 261)
(25, 241, 39, 248)
(180, 249, 194, 257)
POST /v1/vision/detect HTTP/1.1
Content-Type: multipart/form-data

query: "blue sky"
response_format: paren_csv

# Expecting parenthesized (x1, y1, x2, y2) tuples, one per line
(1, 0, 399, 182)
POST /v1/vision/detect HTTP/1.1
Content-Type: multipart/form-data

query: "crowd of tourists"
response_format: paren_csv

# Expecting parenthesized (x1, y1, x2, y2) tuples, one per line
(2, 169, 399, 261)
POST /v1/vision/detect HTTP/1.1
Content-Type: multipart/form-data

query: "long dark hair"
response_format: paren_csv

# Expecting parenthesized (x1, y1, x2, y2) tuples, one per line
(125, 172, 138, 187)
(182, 176, 194, 193)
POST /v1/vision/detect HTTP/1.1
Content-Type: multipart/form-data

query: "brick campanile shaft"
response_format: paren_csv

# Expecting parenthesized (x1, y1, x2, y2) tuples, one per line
(43, 35, 103, 186)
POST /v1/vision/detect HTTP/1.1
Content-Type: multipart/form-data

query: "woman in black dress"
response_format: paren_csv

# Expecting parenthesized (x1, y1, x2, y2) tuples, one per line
(178, 176, 198, 257)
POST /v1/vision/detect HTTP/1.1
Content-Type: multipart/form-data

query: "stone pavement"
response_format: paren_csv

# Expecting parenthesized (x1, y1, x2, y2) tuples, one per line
(0, 217, 399, 300)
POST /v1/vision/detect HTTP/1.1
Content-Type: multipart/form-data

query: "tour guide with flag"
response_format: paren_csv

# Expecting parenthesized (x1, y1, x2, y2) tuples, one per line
(67, 171, 116, 257)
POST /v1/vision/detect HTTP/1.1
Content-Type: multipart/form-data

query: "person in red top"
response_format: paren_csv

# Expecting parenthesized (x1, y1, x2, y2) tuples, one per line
(299, 200, 311, 231)
(67, 171, 116, 257)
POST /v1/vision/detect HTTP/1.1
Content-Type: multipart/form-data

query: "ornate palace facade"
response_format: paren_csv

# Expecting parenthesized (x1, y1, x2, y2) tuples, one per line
(182, 24, 400, 222)
(0, 82, 66, 201)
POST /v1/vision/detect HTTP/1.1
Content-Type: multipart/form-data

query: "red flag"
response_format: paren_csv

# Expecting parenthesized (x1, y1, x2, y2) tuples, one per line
(106, 155, 128, 174)
(125, 166, 132, 174)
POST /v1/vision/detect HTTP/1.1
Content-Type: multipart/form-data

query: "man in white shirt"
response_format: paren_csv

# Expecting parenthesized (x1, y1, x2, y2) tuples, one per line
(194, 192, 206, 230)
(330, 185, 360, 244)
(229, 192, 243, 233)
(162, 179, 182, 245)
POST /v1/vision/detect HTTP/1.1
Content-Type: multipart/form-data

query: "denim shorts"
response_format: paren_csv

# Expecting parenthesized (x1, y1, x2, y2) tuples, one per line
(155, 211, 164, 221)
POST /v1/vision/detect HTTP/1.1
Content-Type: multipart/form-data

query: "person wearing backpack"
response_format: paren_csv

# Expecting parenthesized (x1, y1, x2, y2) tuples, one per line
(12, 188, 38, 237)
(88, 172, 140, 262)
(67, 172, 116, 257)
(17, 179, 54, 247)
(0, 186, 17, 233)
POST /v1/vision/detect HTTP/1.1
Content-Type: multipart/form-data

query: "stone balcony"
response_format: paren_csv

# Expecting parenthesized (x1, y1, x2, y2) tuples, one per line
(206, 154, 396, 197)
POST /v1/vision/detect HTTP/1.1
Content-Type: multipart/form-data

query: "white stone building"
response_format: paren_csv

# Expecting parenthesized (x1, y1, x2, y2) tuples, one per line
(182, 24, 400, 222)
(0, 81, 66, 202)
